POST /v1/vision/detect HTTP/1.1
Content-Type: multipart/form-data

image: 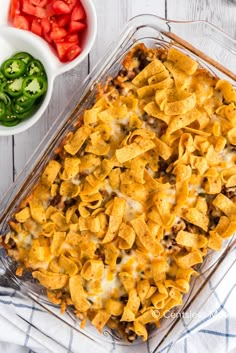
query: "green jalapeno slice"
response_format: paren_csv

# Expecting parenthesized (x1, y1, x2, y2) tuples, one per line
(6, 77, 24, 97)
(22, 76, 47, 99)
(0, 101, 6, 119)
(27, 60, 45, 76)
(2, 59, 26, 79)
(16, 95, 36, 108)
(13, 52, 33, 64)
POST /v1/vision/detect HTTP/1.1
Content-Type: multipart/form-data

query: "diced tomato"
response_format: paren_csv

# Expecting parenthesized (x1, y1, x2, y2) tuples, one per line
(22, 1, 37, 15)
(50, 25, 67, 40)
(9, 0, 20, 21)
(22, 1, 47, 18)
(64, 44, 81, 61)
(31, 18, 42, 36)
(13, 14, 30, 30)
(55, 41, 74, 60)
(56, 14, 70, 27)
(71, 2, 86, 21)
(9, 0, 87, 62)
(45, 2, 55, 17)
(24, 14, 35, 26)
(52, 1, 71, 14)
(63, 0, 77, 11)
(44, 31, 53, 43)
(64, 33, 79, 43)
(69, 20, 86, 33)
(41, 17, 51, 33)
(54, 33, 79, 44)
(30, 0, 48, 7)
(34, 6, 47, 18)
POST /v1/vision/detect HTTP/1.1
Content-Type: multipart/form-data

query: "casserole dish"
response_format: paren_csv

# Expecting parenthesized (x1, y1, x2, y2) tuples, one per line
(0, 15, 236, 353)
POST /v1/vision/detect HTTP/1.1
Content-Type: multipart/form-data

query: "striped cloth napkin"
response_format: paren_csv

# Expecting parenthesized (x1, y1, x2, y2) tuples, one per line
(0, 247, 235, 353)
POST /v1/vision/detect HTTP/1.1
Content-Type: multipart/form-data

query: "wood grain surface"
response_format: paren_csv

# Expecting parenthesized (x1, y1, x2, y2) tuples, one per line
(0, 0, 235, 199)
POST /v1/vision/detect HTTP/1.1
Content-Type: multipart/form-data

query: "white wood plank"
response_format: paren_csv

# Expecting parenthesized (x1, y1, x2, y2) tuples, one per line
(89, 0, 130, 68)
(90, 0, 165, 69)
(0, 137, 13, 198)
(128, 0, 165, 18)
(166, 0, 236, 36)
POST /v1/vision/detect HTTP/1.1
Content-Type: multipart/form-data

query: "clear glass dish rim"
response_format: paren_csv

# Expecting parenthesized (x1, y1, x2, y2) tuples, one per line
(0, 14, 236, 352)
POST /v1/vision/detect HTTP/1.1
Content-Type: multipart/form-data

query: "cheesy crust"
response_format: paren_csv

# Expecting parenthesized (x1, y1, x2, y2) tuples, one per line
(3, 44, 236, 342)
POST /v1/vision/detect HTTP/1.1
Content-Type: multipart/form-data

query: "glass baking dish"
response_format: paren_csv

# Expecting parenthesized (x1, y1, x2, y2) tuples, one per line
(0, 15, 236, 353)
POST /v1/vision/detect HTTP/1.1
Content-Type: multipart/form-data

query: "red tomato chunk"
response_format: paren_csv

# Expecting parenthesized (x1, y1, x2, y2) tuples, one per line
(9, 0, 87, 63)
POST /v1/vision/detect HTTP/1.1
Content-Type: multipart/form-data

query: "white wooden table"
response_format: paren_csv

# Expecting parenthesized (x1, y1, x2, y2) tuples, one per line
(0, 0, 235, 198)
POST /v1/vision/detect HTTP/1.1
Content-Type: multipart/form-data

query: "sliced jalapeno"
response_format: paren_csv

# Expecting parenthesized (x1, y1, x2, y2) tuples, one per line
(0, 101, 6, 119)
(2, 118, 21, 127)
(0, 81, 7, 92)
(27, 60, 45, 76)
(1, 106, 18, 124)
(12, 100, 34, 114)
(16, 95, 35, 108)
(0, 52, 47, 127)
(15, 110, 33, 120)
(2, 59, 27, 79)
(0, 73, 7, 86)
(0, 91, 11, 105)
(13, 52, 33, 64)
(0, 76, 7, 93)
(22, 76, 47, 99)
(7, 77, 24, 97)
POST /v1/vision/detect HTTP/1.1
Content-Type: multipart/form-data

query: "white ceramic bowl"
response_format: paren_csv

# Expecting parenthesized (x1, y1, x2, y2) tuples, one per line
(0, 0, 97, 136)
